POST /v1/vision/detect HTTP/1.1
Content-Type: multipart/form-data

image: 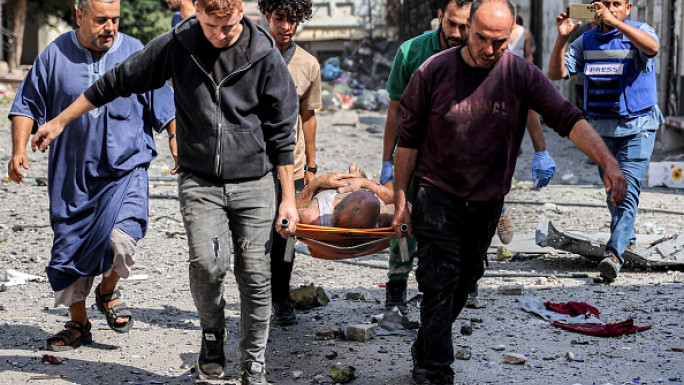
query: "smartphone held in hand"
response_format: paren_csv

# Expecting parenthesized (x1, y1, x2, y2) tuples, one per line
(567, 3, 597, 19)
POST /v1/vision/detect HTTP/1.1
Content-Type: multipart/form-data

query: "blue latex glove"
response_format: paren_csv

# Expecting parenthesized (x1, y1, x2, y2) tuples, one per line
(531, 150, 556, 189)
(380, 161, 394, 185)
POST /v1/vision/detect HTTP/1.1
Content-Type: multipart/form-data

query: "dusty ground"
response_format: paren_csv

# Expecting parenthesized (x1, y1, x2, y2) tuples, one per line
(0, 102, 683, 385)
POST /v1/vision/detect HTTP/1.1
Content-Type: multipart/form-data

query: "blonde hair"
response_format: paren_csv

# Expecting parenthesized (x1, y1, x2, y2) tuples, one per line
(197, 0, 242, 17)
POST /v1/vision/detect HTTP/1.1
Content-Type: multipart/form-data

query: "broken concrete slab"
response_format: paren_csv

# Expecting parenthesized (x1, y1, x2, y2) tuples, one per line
(535, 215, 684, 267)
(346, 324, 377, 342)
(315, 325, 344, 340)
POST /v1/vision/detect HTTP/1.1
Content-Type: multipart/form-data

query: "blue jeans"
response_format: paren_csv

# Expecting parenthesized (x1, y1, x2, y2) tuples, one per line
(178, 170, 276, 367)
(411, 186, 502, 380)
(599, 131, 655, 262)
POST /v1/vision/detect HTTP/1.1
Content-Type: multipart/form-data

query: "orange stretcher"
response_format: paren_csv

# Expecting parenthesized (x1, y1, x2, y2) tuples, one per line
(283, 223, 410, 262)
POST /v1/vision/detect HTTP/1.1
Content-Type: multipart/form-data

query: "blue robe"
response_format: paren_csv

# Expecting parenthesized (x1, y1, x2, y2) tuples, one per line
(9, 31, 176, 292)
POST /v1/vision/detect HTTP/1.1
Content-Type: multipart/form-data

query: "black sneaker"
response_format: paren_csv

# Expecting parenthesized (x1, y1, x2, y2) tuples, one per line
(272, 299, 297, 326)
(411, 368, 454, 385)
(197, 329, 225, 378)
(242, 361, 267, 385)
(385, 280, 408, 314)
(598, 252, 622, 283)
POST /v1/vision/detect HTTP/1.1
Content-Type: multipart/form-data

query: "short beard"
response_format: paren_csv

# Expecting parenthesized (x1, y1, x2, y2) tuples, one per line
(439, 25, 466, 48)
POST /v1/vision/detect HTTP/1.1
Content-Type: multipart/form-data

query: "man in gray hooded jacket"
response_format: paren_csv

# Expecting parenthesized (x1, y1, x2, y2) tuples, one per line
(30, 1, 298, 384)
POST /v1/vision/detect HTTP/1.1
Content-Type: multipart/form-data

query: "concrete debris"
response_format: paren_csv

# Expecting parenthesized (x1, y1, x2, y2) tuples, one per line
(315, 325, 344, 340)
(465, 297, 487, 309)
(536, 215, 684, 267)
(290, 283, 330, 309)
(346, 324, 377, 342)
(498, 284, 524, 295)
(503, 353, 527, 365)
(372, 308, 419, 337)
(344, 287, 373, 301)
(291, 370, 304, 379)
(332, 110, 359, 127)
(329, 365, 356, 383)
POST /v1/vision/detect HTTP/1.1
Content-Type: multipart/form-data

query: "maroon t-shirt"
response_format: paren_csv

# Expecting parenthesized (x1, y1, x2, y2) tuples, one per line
(397, 47, 584, 201)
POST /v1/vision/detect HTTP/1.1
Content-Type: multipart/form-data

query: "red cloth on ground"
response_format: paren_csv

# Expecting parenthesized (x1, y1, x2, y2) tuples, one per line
(545, 301, 600, 318)
(544, 301, 651, 337)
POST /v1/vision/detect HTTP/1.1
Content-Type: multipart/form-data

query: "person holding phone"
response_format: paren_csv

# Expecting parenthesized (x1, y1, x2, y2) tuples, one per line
(549, 0, 662, 283)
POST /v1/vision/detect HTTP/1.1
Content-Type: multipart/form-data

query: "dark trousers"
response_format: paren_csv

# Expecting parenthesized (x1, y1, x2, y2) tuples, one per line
(411, 186, 502, 379)
(270, 178, 305, 303)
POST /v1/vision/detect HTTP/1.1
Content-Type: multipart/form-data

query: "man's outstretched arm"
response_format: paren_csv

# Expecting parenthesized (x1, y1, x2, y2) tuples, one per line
(31, 95, 97, 152)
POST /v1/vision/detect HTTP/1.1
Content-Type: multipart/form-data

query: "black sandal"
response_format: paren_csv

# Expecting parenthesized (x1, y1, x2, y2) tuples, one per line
(95, 283, 134, 333)
(46, 320, 92, 351)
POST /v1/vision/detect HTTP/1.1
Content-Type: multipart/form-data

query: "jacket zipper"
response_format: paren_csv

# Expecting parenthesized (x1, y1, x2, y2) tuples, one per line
(191, 54, 251, 177)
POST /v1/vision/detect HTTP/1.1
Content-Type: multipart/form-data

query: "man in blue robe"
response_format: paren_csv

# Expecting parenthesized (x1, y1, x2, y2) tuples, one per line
(7, 0, 176, 351)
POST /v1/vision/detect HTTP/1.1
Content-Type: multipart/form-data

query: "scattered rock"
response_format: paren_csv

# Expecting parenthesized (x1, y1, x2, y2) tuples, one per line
(565, 351, 575, 362)
(460, 322, 473, 336)
(291, 370, 304, 379)
(35, 177, 48, 186)
(330, 365, 356, 383)
(465, 297, 487, 309)
(493, 345, 506, 351)
(455, 346, 472, 360)
(325, 351, 338, 360)
(345, 287, 373, 301)
(503, 353, 527, 365)
(290, 284, 330, 309)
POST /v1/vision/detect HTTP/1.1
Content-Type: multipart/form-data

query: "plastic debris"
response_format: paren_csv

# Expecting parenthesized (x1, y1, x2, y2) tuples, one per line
(41, 354, 67, 365)
(1, 269, 46, 286)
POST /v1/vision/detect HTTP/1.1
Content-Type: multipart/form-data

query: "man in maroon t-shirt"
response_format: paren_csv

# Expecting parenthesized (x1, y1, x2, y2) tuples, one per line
(392, 0, 626, 383)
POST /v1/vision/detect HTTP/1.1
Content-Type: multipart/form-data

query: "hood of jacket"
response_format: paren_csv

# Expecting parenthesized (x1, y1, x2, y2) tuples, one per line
(173, 14, 275, 69)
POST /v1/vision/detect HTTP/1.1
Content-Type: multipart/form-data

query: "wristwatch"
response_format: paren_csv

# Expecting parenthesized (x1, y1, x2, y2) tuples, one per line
(305, 164, 318, 174)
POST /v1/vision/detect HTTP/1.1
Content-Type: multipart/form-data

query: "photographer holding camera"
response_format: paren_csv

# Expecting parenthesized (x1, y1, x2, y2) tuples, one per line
(549, 0, 662, 283)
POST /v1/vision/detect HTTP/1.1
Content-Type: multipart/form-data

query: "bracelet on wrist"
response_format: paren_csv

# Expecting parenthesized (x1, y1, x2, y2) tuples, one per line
(168, 133, 177, 140)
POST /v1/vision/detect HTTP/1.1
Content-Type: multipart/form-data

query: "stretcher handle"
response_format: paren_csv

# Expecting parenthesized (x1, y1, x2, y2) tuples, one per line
(398, 223, 410, 263)
(281, 218, 296, 263)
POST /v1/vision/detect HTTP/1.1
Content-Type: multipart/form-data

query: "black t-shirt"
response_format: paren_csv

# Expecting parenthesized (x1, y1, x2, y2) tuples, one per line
(195, 21, 251, 84)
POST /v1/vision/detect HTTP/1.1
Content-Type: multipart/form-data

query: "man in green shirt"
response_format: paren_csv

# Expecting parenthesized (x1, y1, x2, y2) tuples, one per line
(380, 0, 556, 311)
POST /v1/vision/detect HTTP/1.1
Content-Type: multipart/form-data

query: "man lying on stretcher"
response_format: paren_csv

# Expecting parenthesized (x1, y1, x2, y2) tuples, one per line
(296, 164, 396, 228)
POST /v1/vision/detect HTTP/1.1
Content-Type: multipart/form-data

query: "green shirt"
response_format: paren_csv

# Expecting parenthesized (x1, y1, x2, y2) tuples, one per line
(387, 29, 442, 101)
